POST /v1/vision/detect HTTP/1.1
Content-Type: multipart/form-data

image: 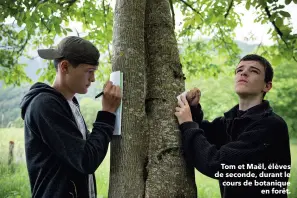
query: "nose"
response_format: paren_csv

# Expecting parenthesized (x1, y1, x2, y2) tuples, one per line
(240, 68, 248, 77)
(90, 72, 95, 82)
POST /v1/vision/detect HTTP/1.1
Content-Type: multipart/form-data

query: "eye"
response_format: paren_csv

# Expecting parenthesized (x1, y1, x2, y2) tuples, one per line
(251, 70, 259, 74)
(236, 69, 242, 73)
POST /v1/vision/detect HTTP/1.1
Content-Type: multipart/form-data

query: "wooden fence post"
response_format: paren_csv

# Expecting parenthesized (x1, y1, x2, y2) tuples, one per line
(8, 141, 14, 165)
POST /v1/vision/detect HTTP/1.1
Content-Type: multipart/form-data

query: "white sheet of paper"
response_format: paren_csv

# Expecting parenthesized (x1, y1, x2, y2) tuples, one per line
(176, 91, 188, 102)
(110, 71, 123, 135)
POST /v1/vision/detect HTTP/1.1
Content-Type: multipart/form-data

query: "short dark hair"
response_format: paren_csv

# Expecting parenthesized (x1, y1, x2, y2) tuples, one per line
(239, 54, 274, 98)
(53, 58, 80, 71)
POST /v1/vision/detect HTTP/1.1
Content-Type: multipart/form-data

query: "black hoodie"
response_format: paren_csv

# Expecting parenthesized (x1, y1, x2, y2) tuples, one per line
(181, 101, 291, 198)
(20, 82, 115, 198)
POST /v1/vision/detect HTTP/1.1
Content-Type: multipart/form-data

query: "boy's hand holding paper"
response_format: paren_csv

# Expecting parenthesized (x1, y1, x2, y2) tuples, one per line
(175, 95, 192, 125)
(102, 81, 121, 113)
(96, 71, 123, 136)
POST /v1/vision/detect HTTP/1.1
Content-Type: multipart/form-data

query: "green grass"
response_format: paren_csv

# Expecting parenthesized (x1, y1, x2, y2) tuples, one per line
(290, 138, 297, 145)
(0, 163, 31, 198)
(0, 128, 296, 198)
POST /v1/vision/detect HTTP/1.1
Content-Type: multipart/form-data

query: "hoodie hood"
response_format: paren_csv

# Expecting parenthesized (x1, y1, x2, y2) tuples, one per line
(20, 82, 67, 119)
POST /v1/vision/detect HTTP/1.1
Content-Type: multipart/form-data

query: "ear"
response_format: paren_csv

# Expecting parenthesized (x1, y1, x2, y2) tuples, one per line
(59, 60, 69, 74)
(263, 81, 272, 93)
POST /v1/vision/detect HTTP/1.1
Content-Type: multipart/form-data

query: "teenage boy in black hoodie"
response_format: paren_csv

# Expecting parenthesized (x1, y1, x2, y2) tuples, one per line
(175, 54, 291, 198)
(20, 36, 121, 198)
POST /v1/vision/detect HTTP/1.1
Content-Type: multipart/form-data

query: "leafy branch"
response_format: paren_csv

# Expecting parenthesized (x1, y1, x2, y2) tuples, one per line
(264, 5, 297, 62)
(17, 33, 30, 55)
(58, 0, 78, 7)
(216, 25, 237, 57)
(224, 0, 234, 18)
(103, 0, 112, 63)
(179, 0, 203, 18)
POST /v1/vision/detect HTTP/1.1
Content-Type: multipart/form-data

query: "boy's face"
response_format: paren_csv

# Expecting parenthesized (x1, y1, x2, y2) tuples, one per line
(234, 60, 271, 97)
(63, 61, 97, 94)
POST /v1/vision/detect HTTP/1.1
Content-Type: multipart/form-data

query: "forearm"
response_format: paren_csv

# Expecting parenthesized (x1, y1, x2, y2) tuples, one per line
(190, 104, 203, 124)
(180, 122, 270, 179)
(181, 122, 220, 178)
(81, 111, 115, 173)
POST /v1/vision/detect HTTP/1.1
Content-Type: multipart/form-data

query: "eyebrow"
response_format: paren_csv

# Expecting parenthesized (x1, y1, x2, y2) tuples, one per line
(236, 65, 261, 73)
(87, 67, 98, 71)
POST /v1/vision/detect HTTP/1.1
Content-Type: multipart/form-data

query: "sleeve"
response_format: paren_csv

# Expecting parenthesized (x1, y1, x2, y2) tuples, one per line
(180, 118, 288, 179)
(190, 104, 204, 124)
(190, 104, 227, 147)
(29, 95, 115, 174)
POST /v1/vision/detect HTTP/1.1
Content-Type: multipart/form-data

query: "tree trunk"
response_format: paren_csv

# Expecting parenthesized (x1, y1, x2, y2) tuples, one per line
(109, 0, 197, 197)
(144, 0, 197, 197)
(109, 0, 148, 197)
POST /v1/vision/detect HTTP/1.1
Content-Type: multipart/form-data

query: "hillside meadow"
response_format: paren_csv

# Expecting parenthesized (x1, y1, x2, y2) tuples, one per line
(0, 128, 296, 198)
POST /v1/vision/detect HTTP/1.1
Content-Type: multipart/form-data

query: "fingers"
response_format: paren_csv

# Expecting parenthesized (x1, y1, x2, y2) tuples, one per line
(110, 85, 121, 99)
(181, 95, 189, 106)
(104, 81, 113, 93)
(178, 95, 189, 107)
(193, 87, 199, 91)
(174, 112, 180, 117)
(175, 96, 193, 124)
(104, 81, 121, 99)
(175, 107, 181, 112)
(196, 88, 201, 97)
(191, 98, 200, 106)
(177, 98, 185, 108)
(186, 91, 193, 102)
(101, 82, 122, 113)
(186, 88, 201, 106)
(115, 85, 121, 98)
(110, 84, 117, 96)
(191, 87, 199, 93)
(189, 88, 199, 96)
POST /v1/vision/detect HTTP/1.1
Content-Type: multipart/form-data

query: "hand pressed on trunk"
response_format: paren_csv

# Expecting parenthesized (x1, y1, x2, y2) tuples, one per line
(175, 95, 193, 125)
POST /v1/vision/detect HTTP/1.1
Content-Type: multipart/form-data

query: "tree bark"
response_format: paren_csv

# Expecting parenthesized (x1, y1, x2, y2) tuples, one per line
(144, 0, 197, 197)
(109, 0, 197, 197)
(108, 0, 148, 197)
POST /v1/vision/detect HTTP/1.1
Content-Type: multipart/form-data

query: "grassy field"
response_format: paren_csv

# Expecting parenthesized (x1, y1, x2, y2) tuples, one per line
(0, 128, 296, 198)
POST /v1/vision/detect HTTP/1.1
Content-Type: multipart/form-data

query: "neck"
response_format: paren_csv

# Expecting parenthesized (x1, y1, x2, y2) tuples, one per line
(238, 95, 263, 111)
(52, 76, 74, 101)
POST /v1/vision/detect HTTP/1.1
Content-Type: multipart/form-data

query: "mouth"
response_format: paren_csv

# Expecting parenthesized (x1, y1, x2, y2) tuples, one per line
(237, 79, 248, 83)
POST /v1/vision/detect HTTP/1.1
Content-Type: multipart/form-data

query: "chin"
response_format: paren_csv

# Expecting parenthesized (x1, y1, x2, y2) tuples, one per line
(235, 87, 244, 94)
(77, 89, 88, 94)
(235, 89, 250, 97)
